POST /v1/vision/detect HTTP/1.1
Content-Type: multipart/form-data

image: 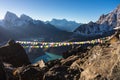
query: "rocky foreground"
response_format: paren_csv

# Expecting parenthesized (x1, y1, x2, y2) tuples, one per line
(0, 34, 120, 80)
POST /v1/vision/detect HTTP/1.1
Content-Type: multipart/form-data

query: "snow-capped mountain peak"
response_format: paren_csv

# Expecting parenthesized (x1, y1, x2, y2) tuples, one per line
(4, 11, 19, 23)
(74, 5, 120, 36)
(116, 4, 120, 11)
(1, 11, 34, 27)
(96, 4, 120, 28)
(20, 14, 33, 22)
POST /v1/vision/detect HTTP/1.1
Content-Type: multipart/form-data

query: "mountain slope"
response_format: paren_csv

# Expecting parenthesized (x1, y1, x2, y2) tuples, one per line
(0, 26, 13, 42)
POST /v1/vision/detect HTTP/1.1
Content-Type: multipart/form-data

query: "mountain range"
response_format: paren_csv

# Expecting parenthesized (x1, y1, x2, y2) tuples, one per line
(46, 19, 81, 32)
(0, 11, 72, 42)
(0, 5, 120, 42)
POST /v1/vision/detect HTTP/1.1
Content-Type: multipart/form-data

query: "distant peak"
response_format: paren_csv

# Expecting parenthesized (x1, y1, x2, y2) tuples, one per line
(114, 4, 120, 12)
(4, 11, 18, 21)
(52, 18, 57, 21)
(52, 18, 67, 21)
(62, 19, 67, 21)
(21, 14, 27, 17)
(5, 11, 18, 18)
(6, 11, 15, 15)
(117, 4, 120, 9)
(20, 14, 33, 21)
(6, 11, 11, 14)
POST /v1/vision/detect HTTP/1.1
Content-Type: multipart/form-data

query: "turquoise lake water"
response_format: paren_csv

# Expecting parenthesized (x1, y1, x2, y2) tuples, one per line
(33, 52, 63, 63)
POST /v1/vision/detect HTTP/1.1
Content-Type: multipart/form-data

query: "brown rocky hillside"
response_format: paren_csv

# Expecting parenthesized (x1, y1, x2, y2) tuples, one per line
(0, 31, 120, 80)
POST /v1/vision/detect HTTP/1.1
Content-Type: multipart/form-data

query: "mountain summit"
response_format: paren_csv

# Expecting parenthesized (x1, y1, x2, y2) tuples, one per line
(97, 4, 120, 27)
(4, 11, 19, 22)
(2, 11, 34, 27)
(4, 11, 19, 27)
(20, 14, 33, 22)
(74, 4, 120, 36)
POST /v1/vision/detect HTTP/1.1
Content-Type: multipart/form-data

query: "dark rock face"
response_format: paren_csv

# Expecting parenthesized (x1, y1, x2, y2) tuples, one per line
(0, 40, 30, 67)
(0, 61, 6, 80)
(18, 66, 41, 80)
(43, 65, 82, 80)
(43, 65, 68, 80)
(62, 45, 89, 58)
(13, 65, 47, 80)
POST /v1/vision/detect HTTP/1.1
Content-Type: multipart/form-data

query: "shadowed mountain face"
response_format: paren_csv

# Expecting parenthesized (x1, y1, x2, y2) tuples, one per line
(0, 11, 72, 42)
(0, 26, 9, 42)
(74, 5, 120, 37)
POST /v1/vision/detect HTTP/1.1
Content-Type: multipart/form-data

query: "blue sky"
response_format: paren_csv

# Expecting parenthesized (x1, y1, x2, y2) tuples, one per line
(0, 0, 120, 23)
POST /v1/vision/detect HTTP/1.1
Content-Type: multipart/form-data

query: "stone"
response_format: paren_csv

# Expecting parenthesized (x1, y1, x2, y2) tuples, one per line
(0, 40, 30, 67)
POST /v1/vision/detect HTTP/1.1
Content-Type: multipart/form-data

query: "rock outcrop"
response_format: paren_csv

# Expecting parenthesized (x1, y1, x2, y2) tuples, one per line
(108, 29, 120, 44)
(0, 40, 30, 67)
(79, 43, 120, 80)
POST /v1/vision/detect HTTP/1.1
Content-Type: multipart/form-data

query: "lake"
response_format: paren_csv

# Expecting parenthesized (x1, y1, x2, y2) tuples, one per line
(33, 52, 63, 63)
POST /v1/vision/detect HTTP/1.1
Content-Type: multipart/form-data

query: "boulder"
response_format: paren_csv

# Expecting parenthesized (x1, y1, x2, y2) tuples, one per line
(43, 65, 68, 80)
(0, 40, 30, 67)
(13, 65, 47, 80)
(32, 60, 46, 68)
(43, 64, 83, 80)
